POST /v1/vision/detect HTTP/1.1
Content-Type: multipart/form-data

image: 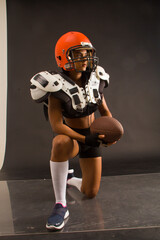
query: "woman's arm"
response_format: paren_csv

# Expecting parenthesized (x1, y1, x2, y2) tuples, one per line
(98, 95, 112, 117)
(48, 95, 85, 143)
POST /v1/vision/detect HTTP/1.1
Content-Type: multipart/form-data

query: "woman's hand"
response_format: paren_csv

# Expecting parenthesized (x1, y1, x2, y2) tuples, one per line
(98, 135, 117, 147)
(85, 134, 105, 147)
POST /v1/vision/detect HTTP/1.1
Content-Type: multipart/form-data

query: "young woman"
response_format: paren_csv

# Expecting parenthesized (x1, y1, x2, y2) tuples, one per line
(30, 31, 114, 231)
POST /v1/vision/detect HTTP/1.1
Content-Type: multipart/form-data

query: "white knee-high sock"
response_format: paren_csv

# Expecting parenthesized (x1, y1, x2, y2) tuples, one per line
(67, 177, 82, 192)
(50, 160, 68, 207)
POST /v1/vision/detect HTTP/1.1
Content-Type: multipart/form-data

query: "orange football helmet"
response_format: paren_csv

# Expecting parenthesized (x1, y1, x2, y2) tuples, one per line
(55, 31, 98, 72)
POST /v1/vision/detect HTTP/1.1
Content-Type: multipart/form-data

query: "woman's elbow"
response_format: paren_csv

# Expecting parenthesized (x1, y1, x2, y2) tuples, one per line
(51, 124, 63, 134)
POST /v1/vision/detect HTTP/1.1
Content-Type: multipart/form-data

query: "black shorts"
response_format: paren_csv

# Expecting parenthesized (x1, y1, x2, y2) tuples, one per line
(71, 127, 101, 158)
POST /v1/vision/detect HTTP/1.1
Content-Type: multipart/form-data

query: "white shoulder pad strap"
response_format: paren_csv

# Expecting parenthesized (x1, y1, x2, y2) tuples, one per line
(30, 71, 63, 92)
(96, 66, 110, 84)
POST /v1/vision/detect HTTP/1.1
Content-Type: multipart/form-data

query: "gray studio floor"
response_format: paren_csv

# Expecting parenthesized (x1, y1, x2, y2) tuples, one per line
(0, 173, 160, 240)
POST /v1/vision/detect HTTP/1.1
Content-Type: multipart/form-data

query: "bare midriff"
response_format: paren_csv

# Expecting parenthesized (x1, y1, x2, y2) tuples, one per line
(64, 113, 95, 129)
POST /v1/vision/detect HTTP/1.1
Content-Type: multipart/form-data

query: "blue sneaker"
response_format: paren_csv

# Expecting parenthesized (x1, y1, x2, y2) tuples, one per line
(46, 203, 69, 230)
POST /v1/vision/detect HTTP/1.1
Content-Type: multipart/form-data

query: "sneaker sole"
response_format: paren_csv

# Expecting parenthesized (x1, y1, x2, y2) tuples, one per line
(46, 210, 69, 230)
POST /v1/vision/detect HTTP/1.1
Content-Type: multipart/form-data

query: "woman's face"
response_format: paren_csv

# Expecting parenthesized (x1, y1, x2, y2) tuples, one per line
(71, 49, 88, 72)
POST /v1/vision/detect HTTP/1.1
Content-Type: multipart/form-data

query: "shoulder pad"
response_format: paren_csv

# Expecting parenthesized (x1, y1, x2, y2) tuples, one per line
(96, 66, 110, 84)
(30, 84, 50, 102)
(30, 71, 63, 92)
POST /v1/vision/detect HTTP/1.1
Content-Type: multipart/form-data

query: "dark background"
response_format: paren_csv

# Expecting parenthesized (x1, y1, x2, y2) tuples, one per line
(1, 0, 160, 180)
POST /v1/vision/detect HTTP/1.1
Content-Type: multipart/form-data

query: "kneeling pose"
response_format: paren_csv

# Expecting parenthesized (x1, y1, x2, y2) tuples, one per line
(30, 31, 114, 230)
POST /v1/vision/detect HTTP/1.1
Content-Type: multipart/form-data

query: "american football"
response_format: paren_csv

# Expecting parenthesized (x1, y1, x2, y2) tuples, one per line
(90, 116, 124, 143)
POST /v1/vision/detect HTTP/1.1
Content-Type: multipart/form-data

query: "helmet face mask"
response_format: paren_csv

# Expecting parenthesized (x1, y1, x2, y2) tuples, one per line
(66, 46, 99, 72)
(55, 32, 99, 72)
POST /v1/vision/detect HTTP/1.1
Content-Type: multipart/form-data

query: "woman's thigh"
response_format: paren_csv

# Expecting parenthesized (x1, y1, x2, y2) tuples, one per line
(79, 157, 102, 198)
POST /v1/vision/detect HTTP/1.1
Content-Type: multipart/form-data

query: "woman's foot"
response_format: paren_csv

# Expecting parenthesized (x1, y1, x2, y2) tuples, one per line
(46, 203, 69, 231)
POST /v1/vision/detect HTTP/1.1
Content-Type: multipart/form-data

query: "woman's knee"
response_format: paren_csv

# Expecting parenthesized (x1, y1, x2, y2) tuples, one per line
(84, 187, 99, 199)
(52, 135, 72, 149)
(51, 135, 73, 160)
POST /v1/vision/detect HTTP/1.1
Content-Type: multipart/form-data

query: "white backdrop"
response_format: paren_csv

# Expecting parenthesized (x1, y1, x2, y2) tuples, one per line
(0, 0, 7, 169)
